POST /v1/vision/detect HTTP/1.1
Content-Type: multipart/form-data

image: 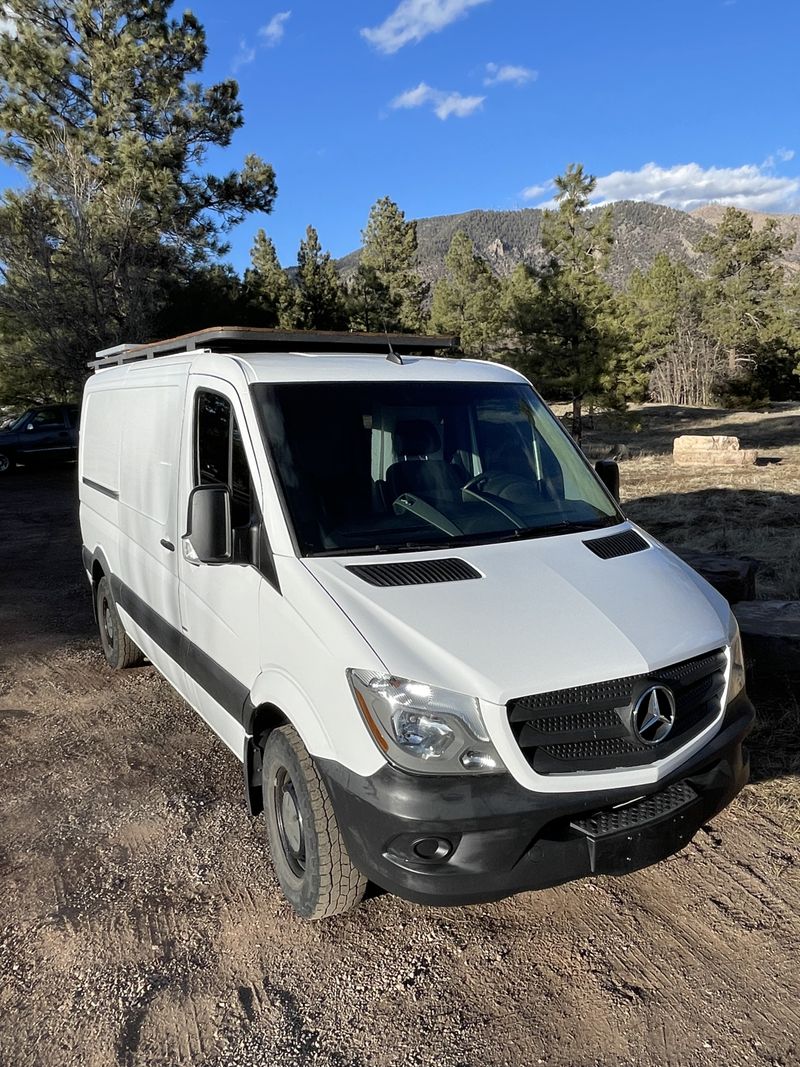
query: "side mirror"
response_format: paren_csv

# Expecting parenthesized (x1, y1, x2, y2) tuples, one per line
(595, 459, 620, 502)
(26, 423, 35, 431)
(184, 485, 231, 563)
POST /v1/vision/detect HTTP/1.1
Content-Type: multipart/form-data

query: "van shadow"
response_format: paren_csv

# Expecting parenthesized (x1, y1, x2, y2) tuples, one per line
(623, 486, 800, 602)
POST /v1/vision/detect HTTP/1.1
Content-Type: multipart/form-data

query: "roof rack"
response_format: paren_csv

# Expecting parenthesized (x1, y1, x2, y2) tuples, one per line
(89, 326, 458, 372)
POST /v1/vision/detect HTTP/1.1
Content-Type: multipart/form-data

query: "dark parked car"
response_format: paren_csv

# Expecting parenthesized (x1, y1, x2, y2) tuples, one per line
(0, 404, 80, 473)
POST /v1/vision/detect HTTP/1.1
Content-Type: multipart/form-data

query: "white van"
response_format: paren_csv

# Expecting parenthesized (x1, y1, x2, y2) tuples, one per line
(79, 327, 753, 919)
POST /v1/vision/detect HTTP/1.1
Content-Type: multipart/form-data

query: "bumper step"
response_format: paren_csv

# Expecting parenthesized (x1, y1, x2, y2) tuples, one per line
(570, 780, 698, 839)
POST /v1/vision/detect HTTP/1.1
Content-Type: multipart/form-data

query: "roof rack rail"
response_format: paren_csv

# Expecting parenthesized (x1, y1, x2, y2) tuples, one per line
(89, 326, 458, 372)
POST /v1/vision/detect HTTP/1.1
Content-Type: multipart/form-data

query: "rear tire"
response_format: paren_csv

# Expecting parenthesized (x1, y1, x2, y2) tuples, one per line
(96, 576, 145, 669)
(262, 725, 367, 919)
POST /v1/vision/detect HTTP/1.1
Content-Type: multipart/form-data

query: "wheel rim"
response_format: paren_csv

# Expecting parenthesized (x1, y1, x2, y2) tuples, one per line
(102, 597, 115, 649)
(274, 767, 306, 877)
(0, 454, 9, 473)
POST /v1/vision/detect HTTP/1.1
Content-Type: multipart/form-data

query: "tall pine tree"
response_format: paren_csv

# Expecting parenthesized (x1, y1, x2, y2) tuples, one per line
(0, 0, 276, 394)
(245, 229, 294, 327)
(360, 197, 427, 331)
(519, 164, 629, 441)
(697, 207, 794, 401)
(429, 231, 503, 357)
(290, 225, 347, 330)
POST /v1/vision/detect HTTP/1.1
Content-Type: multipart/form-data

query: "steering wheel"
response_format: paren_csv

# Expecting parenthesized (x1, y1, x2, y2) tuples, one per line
(462, 472, 490, 493)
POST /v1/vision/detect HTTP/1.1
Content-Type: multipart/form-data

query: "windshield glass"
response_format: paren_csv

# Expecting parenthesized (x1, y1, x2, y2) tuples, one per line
(252, 381, 621, 556)
(2, 410, 29, 431)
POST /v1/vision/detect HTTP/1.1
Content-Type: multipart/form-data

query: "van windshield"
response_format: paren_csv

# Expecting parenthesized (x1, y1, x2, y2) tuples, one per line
(252, 381, 621, 556)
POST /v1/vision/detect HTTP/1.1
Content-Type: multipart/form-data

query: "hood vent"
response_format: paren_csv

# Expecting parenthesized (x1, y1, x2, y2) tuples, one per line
(346, 558, 482, 587)
(584, 529, 649, 560)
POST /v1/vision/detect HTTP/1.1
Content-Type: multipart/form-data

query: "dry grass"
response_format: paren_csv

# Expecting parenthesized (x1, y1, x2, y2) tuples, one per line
(581, 402, 800, 600)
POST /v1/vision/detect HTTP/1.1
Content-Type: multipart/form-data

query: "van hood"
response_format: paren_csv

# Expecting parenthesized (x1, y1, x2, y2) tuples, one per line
(302, 525, 731, 705)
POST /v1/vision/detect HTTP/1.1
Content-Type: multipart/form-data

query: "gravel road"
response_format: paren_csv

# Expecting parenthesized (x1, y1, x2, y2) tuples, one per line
(1, 467, 799, 1067)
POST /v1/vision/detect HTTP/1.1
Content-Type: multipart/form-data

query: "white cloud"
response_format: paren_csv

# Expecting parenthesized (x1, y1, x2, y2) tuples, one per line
(763, 147, 795, 168)
(520, 182, 550, 200)
(232, 39, 256, 72)
(484, 62, 537, 87)
(390, 81, 484, 120)
(522, 161, 800, 213)
(259, 10, 291, 46)
(362, 0, 490, 54)
(233, 10, 291, 73)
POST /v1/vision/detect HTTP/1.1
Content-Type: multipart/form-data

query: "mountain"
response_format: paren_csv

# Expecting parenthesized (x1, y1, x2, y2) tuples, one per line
(691, 204, 800, 273)
(336, 201, 800, 290)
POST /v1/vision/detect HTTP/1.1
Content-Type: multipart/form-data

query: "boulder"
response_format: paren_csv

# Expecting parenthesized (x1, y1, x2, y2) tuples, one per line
(673, 435, 758, 467)
(733, 601, 800, 679)
(675, 550, 759, 603)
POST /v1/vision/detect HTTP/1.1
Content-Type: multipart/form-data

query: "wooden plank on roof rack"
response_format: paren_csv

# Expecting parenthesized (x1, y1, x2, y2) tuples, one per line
(89, 326, 458, 370)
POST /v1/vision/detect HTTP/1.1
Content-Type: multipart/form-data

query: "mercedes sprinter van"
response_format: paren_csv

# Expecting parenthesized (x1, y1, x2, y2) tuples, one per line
(79, 328, 754, 919)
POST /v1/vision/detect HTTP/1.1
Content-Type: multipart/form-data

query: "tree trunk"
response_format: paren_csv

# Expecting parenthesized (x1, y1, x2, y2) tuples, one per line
(571, 395, 582, 445)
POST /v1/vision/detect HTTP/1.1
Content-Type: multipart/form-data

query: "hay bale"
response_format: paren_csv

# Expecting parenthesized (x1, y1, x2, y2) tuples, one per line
(673, 434, 758, 466)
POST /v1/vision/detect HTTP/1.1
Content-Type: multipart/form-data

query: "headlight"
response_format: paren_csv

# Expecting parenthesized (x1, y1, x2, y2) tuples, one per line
(727, 614, 746, 702)
(347, 670, 505, 775)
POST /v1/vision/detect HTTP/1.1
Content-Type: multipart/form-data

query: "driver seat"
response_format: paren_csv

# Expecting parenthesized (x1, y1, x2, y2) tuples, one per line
(385, 420, 467, 506)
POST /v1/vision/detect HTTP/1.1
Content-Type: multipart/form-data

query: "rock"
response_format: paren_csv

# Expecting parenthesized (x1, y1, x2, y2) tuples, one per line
(676, 550, 759, 603)
(733, 601, 800, 679)
(673, 434, 758, 467)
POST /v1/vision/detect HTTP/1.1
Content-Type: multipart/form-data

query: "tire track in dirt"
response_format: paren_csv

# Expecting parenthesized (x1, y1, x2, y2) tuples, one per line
(2, 468, 800, 1067)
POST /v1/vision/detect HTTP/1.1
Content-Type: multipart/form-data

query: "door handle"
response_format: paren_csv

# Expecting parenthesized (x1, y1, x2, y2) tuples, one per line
(160, 538, 175, 552)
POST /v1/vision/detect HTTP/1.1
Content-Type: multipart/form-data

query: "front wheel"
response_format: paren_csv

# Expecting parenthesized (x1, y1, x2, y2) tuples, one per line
(0, 450, 14, 474)
(262, 725, 367, 919)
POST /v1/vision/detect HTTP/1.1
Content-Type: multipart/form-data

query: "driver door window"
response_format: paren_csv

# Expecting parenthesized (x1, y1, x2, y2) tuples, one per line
(196, 391, 254, 529)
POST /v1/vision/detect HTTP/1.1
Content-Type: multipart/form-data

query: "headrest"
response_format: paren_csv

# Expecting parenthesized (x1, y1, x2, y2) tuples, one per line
(395, 419, 440, 457)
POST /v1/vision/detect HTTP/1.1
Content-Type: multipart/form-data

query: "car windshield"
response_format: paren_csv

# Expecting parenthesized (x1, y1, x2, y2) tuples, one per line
(252, 380, 621, 556)
(2, 410, 29, 431)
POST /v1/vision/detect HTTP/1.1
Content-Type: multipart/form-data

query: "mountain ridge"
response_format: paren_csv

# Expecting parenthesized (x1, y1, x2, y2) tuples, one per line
(336, 201, 800, 290)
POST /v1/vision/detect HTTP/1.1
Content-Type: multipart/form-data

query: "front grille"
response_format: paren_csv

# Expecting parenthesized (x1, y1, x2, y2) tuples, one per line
(346, 558, 481, 587)
(571, 781, 699, 838)
(507, 648, 726, 774)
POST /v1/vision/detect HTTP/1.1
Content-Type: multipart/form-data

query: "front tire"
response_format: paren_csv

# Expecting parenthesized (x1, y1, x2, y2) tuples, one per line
(96, 576, 145, 669)
(0, 450, 14, 474)
(262, 725, 367, 919)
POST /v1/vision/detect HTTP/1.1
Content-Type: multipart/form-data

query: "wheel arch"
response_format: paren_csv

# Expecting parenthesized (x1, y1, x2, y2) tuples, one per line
(84, 545, 112, 622)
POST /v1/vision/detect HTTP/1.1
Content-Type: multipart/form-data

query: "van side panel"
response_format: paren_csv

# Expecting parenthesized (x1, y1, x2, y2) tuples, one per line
(80, 363, 190, 700)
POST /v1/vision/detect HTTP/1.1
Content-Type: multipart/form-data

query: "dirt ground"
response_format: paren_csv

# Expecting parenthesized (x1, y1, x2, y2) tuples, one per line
(2, 455, 800, 1067)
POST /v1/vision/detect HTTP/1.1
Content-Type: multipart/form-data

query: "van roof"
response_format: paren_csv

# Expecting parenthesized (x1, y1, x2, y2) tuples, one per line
(88, 326, 526, 386)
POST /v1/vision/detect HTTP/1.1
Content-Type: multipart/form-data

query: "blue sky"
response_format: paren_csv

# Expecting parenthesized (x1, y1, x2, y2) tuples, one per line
(3, 0, 800, 272)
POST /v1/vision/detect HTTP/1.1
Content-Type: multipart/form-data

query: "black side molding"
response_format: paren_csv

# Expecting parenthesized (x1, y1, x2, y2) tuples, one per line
(82, 476, 119, 500)
(109, 574, 250, 725)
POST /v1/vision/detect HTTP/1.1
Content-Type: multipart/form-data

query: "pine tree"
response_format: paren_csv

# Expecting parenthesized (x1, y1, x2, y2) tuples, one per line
(622, 255, 719, 405)
(697, 207, 794, 401)
(360, 197, 427, 331)
(0, 0, 276, 393)
(429, 231, 503, 357)
(245, 229, 294, 327)
(346, 264, 395, 334)
(519, 164, 629, 441)
(290, 225, 348, 330)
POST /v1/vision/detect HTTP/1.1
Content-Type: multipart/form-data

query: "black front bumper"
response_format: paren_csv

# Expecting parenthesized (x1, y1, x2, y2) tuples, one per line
(318, 691, 754, 907)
